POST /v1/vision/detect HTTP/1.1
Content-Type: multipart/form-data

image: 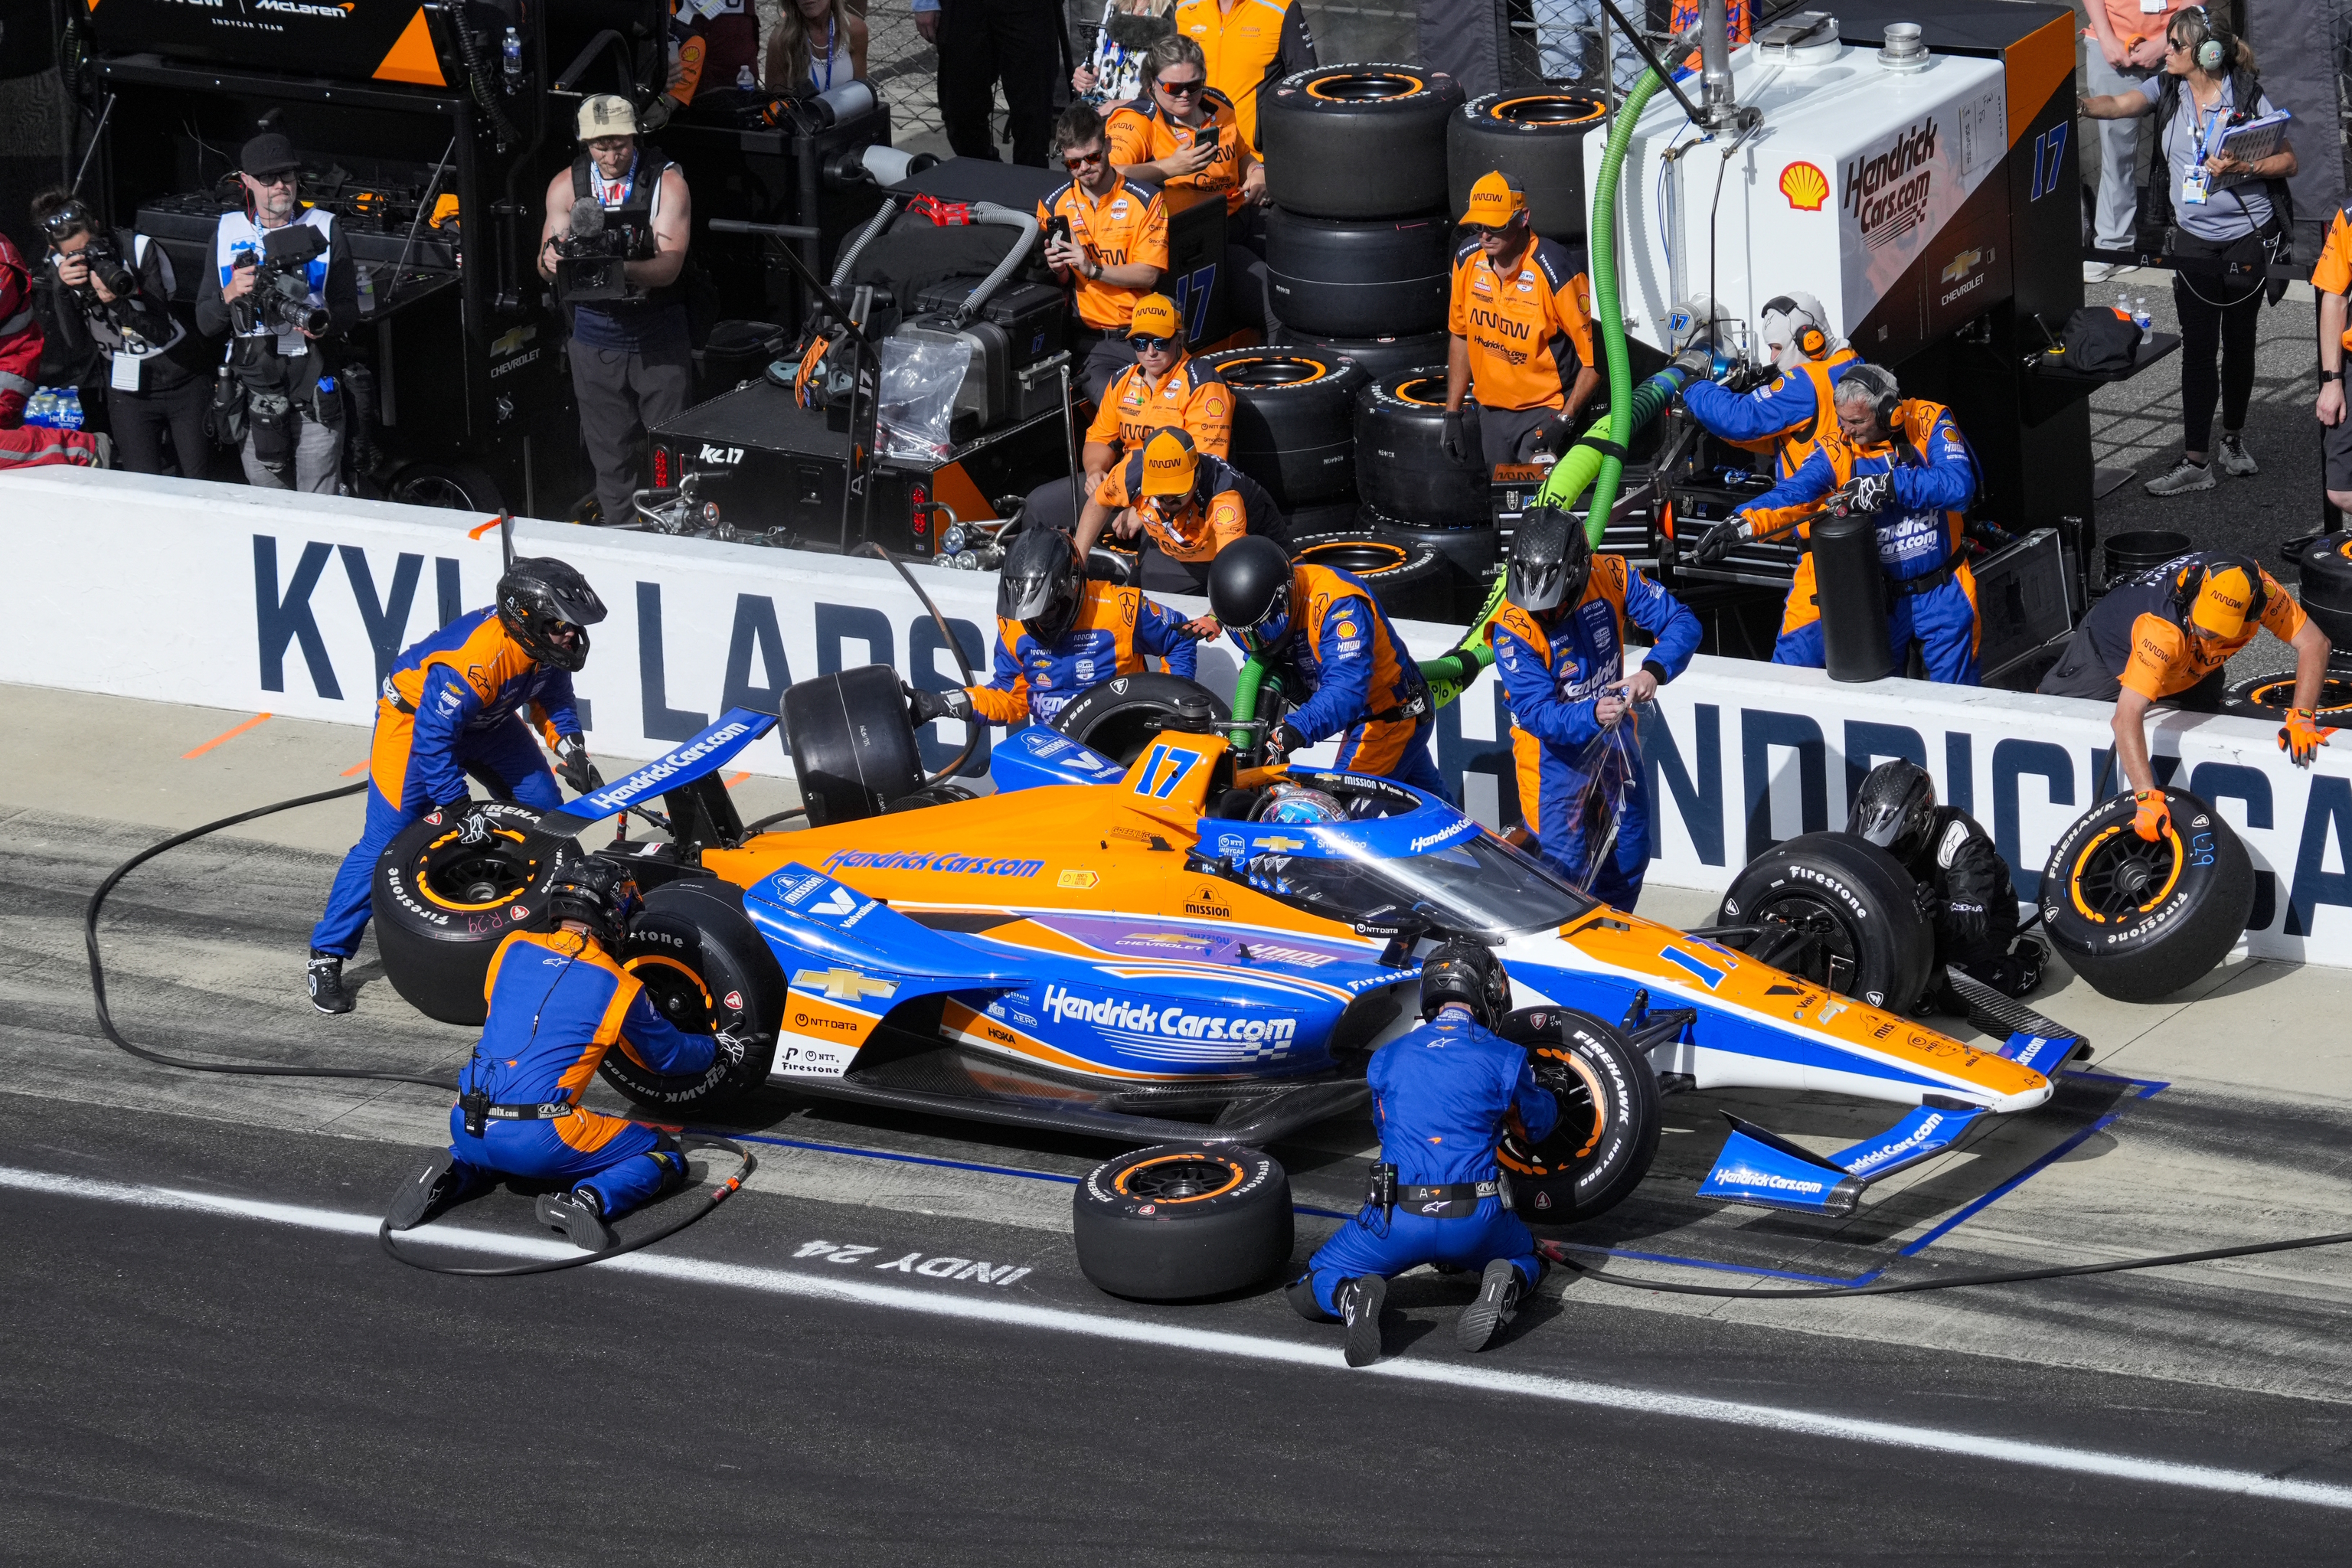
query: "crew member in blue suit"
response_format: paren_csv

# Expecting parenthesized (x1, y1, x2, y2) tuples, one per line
(1678, 290, 1861, 480)
(305, 557, 608, 1014)
(1289, 940, 1559, 1367)
(1488, 505, 1700, 908)
(384, 859, 744, 1250)
(1700, 364, 1984, 682)
(909, 525, 1201, 730)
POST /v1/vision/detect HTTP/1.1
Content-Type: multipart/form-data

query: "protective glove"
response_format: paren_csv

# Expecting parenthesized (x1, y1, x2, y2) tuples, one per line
(1440, 410, 1468, 465)
(1691, 517, 1747, 566)
(1831, 472, 1893, 516)
(906, 684, 974, 726)
(1534, 412, 1576, 458)
(554, 733, 603, 794)
(1270, 722, 1308, 760)
(2280, 707, 2337, 768)
(713, 1029, 750, 1068)
(1944, 900, 1989, 947)
(451, 803, 491, 846)
(2131, 788, 2172, 844)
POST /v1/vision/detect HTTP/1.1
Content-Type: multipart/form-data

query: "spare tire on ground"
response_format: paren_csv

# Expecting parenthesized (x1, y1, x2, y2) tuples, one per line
(1073, 1143, 1294, 1301)
(782, 664, 926, 826)
(1263, 208, 1452, 338)
(1289, 529, 1452, 622)
(1717, 831, 1936, 1014)
(2222, 669, 2352, 720)
(1260, 64, 1466, 219)
(372, 801, 580, 1027)
(1355, 371, 1488, 525)
(1494, 1005, 1660, 1223)
(601, 876, 786, 1112)
(1269, 325, 1450, 384)
(1048, 672, 1232, 764)
(2038, 786, 2254, 1002)
(2294, 534, 2352, 648)
(1197, 346, 1367, 509)
(1447, 90, 1608, 240)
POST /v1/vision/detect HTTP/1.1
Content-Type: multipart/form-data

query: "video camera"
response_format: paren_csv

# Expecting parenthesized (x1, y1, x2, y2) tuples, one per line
(233, 224, 332, 338)
(552, 198, 653, 303)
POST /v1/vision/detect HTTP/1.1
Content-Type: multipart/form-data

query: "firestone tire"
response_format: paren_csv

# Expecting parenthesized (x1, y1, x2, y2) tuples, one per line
(2222, 669, 2352, 721)
(1262, 208, 1452, 338)
(1073, 1143, 1294, 1302)
(1269, 324, 1451, 384)
(1260, 64, 1467, 220)
(1717, 831, 1937, 1014)
(1049, 672, 1232, 765)
(1288, 530, 1452, 623)
(1446, 90, 1609, 240)
(1354, 371, 1488, 526)
(599, 877, 788, 1112)
(372, 801, 580, 1027)
(1494, 1006, 1661, 1223)
(1197, 347, 1367, 509)
(1363, 508, 1501, 622)
(2037, 787, 2254, 1003)
(782, 664, 927, 826)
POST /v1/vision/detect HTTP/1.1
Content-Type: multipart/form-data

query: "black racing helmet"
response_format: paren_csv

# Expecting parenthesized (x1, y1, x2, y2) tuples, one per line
(1419, 936, 1512, 1030)
(1506, 504, 1593, 614)
(1847, 759, 1938, 861)
(1208, 535, 1296, 656)
(543, 858, 641, 948)
(998, 525, 1084, 646)
(498, 557, 606, 673)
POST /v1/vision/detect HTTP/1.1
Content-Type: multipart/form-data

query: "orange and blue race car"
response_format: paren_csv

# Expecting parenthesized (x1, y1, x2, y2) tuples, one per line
(373, 671, 2086, 1225)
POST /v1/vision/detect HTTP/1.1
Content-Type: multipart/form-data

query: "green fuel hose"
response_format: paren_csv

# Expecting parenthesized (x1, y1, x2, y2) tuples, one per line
(1575, 62, 1664, 547)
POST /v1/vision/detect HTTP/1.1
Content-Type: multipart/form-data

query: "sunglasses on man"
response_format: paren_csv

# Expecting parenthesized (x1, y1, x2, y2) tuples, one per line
(1127, 334, 1177, 352)
(1062, 149, 1105, 170)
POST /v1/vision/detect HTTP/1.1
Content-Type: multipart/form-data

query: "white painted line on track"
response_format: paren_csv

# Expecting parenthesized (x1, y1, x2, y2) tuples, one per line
(14, 1162, 2351, 1511)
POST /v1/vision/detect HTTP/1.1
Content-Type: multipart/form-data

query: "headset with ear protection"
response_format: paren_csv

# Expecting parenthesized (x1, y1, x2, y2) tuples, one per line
(1839, 362, 1900, 426)
(2168, 554, 2267, 623)
(2171, 5, 2230, 72)
(1759, 294, 1832, 358)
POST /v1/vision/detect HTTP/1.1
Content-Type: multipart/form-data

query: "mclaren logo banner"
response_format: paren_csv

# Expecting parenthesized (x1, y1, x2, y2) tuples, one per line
(77, 0, 446, 86)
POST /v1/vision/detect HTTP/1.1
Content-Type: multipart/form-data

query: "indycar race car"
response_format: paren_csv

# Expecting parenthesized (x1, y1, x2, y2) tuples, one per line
(370, 668, 2086, 1226)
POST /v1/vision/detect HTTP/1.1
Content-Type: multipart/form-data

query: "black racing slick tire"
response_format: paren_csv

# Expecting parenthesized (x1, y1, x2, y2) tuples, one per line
(1048, 672, 1232, 765)
(782, 664, 927, 827)
(1073, 1143, 1294, 1301)
(1494, 1006, 1661, 1223)
(1354, 371, 1488, 526)
(1197, 347, 1366, 509)
(372, 802, 580, 1027)
(1260, 65, 1466, 219)
(601, 877, 788, 1111)
(1447, 91, 1609, 240)
(1262, 208, 1452, 338)
(2037, 788, 2254, 1003)
(1363, 510, 1502, 622)
(2295, 534, 2352, 648)
(2222, 670, 2352, 721)
(1269, 325, 1451, 384)
(1717, 831, 1937, 1014)
(1288, 531, 1452, 622)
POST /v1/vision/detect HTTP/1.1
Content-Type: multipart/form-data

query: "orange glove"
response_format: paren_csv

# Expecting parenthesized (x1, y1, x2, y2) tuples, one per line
(2132, 789, 2171, 843)
(2280, 707, 2336, 768)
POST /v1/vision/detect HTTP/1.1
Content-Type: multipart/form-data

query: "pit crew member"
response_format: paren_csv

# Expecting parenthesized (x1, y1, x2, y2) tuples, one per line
(1490, 505, 1698, 908)
(1678, 289, 1861, 479)
(1027, 292, 1230, 542)
(305, 557, 607, 1014)
(2039, 552, 2331, 836)
(1442, 172, 1599, 472)
(1077, 426, 1279, 591)
(1107, 34, 1264, 214)
(1847, 759, 2044, 1004)
(384, 860, 736, 1251)
(1289, 940, 1556, 1367)
(1698, 364, 1984, 682)
(910, 525, 1200, 730)
(1040, 102, 1170, 401)
(1207, 533, 1446, 795)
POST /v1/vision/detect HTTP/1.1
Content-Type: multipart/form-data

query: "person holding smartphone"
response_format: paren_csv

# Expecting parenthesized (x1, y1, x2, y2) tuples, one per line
(1038, 101, 1170, 400)
(1106, 33, 1263, 214)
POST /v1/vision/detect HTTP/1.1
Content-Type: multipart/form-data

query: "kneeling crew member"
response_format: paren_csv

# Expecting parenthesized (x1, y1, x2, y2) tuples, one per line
(305, 558, 608, 1014)
(1848, 759, 2043, 1004)
(1029, 292, 1230, 540)
(1702, 365, 1983, 682)
(386, 861, 739, 1250)
(1209, 534, 1446, 795)
(1076, 426, 1277, 591)
(1491, 505, 1699, 909)
(1290, 940, 1557, 1367)
(910, 526, 1200, 730)
(1442, 172, 1600, 472)
(2040, 553, 2331, 835)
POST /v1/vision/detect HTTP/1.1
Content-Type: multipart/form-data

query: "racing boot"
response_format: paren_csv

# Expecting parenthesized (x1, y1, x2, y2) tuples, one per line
(536, 1187, 616, 1251)
(1339, 1275, 1387, 1367)
(1455, 1258, 1525, 1354)
(385, 1152, 483, 1232)
(305, 949, 354, 1015)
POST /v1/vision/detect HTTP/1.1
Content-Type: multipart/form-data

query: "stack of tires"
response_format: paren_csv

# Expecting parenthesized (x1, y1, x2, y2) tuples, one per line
(2227, 535, 2352, 719)
(1196, 345, 1367, 534)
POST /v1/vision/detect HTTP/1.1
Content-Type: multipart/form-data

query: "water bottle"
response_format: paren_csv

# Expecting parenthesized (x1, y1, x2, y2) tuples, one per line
(737, 64, 756, 90)
(501, 28, 523, 88)
(59, 387, 82, 430)
(2132, 294, 2154, 339)
(2115, 290, 2133, 322)
(27, 389, 54, 426)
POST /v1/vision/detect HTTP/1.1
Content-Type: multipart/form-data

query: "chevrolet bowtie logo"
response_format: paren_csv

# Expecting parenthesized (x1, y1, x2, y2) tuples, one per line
(792, 966, 898, 1003)
(1261, 835, 1305, 851)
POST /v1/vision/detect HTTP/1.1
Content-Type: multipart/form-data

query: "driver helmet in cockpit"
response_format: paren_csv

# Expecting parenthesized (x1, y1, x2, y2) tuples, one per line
(1253, 782, 1350, 825)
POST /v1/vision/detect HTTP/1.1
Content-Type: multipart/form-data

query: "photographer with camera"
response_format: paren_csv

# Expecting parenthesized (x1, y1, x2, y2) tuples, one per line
(194, 134, 359, 493)
(32, 188, 211, 477)
(539, 95, 693, 527)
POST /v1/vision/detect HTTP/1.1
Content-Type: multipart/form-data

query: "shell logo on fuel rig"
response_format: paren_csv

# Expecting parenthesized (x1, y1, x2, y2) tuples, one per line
(1778, 161, 1829, 212)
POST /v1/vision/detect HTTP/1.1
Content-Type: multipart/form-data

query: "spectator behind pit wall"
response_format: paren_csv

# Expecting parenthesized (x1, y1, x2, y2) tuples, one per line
(1040, 101, 1171, 403)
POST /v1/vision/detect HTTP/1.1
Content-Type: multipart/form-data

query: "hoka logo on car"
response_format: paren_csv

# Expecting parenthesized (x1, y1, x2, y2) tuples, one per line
(1040, 984, 1298, 1044)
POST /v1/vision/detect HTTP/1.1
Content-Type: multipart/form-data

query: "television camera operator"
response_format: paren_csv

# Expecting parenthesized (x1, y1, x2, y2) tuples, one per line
(31, 188, 213, 477)
(194, 134, 360, 493)
(539, 95, 693, 527)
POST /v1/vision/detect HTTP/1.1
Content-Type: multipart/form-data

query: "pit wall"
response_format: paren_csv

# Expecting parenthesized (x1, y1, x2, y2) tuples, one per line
(8, 469, 2350, 966)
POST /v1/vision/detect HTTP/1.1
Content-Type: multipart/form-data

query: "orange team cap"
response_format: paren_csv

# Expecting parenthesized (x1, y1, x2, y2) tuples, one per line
(1138, 427, 1199, 497)
(2190, 564, 2256, 639)
(1128, 293, 1181, 339)
(1460, 171, 1527, 227)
